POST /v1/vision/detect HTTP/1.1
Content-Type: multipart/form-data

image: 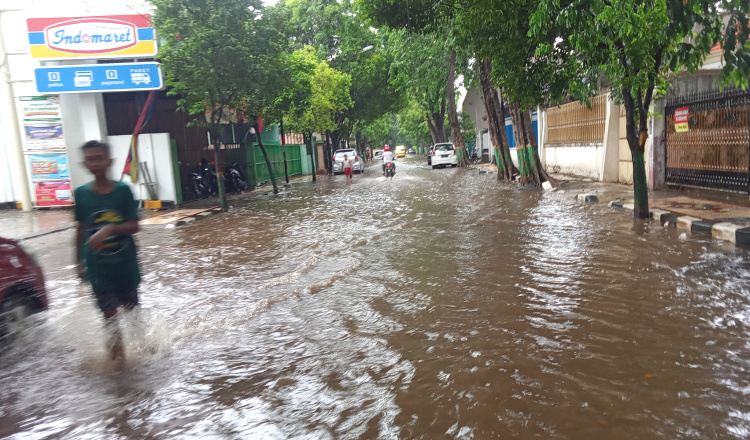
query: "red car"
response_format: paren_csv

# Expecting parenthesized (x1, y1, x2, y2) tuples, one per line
(0, 237, 47, 342)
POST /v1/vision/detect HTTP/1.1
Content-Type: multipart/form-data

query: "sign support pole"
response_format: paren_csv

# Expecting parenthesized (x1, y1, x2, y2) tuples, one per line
(0, 11, 31, 211)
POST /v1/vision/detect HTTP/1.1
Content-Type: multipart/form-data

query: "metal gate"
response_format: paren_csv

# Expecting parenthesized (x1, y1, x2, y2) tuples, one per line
(665, 88, 750, 193)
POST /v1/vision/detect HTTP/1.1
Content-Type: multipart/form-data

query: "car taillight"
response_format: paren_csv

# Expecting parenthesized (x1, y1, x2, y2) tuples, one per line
(433, 149, 436, 155)
(332, 157, 336, 161)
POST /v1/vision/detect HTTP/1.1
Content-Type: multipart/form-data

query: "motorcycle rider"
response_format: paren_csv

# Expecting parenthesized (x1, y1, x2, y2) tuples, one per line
(381, 144, 396, 176)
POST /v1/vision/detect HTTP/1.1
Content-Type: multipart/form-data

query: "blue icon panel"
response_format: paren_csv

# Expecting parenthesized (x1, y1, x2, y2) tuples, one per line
(34, 62, 163, 93)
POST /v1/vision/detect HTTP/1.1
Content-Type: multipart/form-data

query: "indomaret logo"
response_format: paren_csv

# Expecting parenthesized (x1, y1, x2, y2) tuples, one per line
(44, 18, 138, 54)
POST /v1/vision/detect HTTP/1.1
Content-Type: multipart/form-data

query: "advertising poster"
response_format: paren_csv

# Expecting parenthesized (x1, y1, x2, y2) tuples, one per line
(29, 153, 68, 180)
(20, 96, 62, 123)
(34, 180, 73, 206)
(675, 107, 689, 133)
(25, 124, 64, 150)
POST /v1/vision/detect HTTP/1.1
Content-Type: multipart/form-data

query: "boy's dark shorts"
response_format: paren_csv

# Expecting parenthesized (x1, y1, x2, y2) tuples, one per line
(93, 286, 139, 312)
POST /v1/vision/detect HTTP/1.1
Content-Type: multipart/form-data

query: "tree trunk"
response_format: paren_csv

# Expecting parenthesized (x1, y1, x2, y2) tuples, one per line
(510, 104, 541, 186)
(433, 111, 447, 143)
(330, 130, 340, 155)
(306, 131, 316, 182)
(498, 95, 517, 179)
(477, 58, 517, 180)
(425, 115, 441, 144)
(355, 130, 363, 157)
(210, 111, 228, 212)
(212, 133, 228, 212)
(325, 130, 332, 175)
(446, 48, 468, 166)
(623, 89, 650, 219)
(256, 122, 279, 194)
(280, 118, 290, 185)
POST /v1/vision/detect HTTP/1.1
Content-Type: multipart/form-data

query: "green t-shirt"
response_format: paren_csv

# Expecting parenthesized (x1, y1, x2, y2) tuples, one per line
(75, 181, 141, 293)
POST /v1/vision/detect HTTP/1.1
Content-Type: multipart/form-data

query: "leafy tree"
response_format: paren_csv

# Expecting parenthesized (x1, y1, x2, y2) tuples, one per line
(455, 0, 569, 185)
(531, 0, 750, 218)
(151, 0, 282, 206)
(283, 47, 354, 173)
(396, 99, 433, 149)
(359, 1, 485, 166)
(279, 0, 403, 159)
(387, 30, 449, 145)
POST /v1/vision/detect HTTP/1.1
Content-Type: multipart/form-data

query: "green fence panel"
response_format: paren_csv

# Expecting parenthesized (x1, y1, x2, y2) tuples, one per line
(170, 139, 183, 204)
(253, 143, 304, 184)
(227, 143, 256, 188)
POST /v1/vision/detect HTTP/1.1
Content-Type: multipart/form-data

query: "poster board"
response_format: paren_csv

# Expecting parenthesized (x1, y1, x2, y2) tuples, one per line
(20, 96, 73, 207)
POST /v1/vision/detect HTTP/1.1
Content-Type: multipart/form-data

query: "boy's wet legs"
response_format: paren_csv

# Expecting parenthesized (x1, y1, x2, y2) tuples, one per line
(103, 308, 124, 362)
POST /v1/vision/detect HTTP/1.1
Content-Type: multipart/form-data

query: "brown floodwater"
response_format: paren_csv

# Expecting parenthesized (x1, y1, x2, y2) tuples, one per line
(2, 156, 750, 439)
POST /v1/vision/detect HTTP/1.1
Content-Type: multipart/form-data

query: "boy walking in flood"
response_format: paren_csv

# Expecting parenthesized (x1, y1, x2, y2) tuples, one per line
(74, 140, 141, 363)
(343, 154, 354, 180)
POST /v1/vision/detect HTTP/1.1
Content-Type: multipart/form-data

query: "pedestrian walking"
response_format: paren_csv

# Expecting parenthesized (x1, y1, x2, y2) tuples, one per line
(74, 140, 141, 364)
(343, 154, 354, 180)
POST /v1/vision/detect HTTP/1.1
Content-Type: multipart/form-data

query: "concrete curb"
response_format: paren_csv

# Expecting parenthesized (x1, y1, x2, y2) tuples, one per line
(165, 208, 222, 229)
(607, 202, 750, 247)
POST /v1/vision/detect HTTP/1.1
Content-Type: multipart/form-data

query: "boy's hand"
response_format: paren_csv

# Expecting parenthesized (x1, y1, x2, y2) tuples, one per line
(88, 225, 113, 252)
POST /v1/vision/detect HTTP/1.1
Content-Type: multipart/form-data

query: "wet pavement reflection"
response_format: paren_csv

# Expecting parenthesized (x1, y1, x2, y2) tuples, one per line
(2, 156, 750, 439)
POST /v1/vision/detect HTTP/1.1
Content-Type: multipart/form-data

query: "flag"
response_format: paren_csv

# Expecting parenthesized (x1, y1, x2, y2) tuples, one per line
(257, 110, 263, 133)
(122, 90, 157, 183)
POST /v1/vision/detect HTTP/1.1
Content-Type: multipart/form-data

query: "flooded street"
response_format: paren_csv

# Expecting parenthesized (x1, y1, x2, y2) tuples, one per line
(3, 156, 750, 439)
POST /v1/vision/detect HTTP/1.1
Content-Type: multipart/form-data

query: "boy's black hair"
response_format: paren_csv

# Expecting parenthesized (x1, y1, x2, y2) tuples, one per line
(81, 140, 110, 156)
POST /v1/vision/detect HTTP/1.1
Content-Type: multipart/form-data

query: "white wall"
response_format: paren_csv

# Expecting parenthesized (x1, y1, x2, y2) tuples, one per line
(544, 144, 605, 179)
(108, 133, 176, 202)
(61, 93, 109, 192)
(540, 94, 620, 182)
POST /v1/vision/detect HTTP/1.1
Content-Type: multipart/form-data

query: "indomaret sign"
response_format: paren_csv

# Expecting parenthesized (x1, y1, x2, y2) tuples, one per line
(27, 15, 156, 60)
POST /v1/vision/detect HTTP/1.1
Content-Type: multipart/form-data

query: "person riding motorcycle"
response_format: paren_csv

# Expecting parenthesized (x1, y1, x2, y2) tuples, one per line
(381, 144, 396, 176)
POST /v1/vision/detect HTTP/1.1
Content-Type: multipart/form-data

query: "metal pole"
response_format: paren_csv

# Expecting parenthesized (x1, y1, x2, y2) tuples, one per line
(280, 117, 289, 184)
(0, 11, 31, 211)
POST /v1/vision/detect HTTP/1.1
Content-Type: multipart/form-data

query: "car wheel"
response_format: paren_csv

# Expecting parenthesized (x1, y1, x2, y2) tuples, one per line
(452, 164, 458, 167)
(0, 294, 35, 343)
(431, 165, 436, 169)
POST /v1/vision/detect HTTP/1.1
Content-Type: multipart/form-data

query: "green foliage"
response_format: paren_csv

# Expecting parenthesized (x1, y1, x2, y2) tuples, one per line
(151, 0, 283, 130)
(396, 100, 432, 146)
(459, 111, 476, 143)
(283, 47, 354, 135)
(361, 113, 402, 147)
(456, 0, 585, 110)
(277, 0, 403, 133)
(531, 0, 750, 118)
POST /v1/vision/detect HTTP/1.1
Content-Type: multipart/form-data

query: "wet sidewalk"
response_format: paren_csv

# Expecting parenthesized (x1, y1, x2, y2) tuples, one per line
(0, 174, 316, 240)
(470, 161, 750, 244)
(0, 208, 75, 241)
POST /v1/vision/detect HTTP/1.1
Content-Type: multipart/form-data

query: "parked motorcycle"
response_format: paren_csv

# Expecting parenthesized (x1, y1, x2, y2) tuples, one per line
(187, 169, 210, 199)
(224, 163, 248, 195)
(199, 158, 219, 195)
(384, 161, 395, 180)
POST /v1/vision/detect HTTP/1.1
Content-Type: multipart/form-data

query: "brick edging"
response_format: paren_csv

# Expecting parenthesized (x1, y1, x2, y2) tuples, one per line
(606, 199, 750, 246)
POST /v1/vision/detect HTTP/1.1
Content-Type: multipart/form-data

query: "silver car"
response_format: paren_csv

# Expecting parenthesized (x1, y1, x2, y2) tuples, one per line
(332, 149, 365, 174)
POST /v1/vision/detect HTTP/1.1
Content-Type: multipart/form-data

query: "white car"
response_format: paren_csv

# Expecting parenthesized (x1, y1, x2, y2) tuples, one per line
(332, 149, 365, 174)
(431, 143, 457, 168)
